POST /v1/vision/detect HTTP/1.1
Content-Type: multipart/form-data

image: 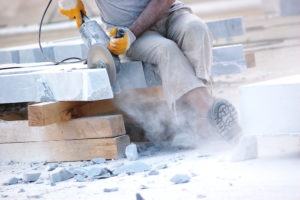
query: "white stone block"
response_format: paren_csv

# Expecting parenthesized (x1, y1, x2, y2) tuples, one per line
(239, 75, 300, 136)
(0, 66, 113, 103)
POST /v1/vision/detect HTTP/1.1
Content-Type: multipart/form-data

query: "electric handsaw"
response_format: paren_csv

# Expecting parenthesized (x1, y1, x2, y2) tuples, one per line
(79, 13, 124, 89)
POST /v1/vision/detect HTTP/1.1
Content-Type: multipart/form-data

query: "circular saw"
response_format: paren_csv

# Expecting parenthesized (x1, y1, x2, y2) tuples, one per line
(79, 13, 120, 88)
(87, 44, 117, 87)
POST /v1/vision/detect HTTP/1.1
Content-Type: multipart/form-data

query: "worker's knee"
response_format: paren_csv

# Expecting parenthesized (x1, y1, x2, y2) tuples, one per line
(183, 18, 208, 39)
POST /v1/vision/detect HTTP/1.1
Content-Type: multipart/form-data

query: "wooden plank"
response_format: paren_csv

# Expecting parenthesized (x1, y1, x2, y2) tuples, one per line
(0, 115, 125, 143)
(28, 86, 164, 126)
(0, 135, 130, 162)
(28, 101, 84, 126)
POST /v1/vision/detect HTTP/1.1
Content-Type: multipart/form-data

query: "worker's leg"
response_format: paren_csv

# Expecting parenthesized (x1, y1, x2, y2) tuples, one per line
(165, 9, 214, 116)
(126, 31, 206, 108)
(166, 10, 240, 139)
(166, 9, 213, 81)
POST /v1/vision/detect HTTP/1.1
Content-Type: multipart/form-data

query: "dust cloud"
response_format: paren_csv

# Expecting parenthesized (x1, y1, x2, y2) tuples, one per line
(115, 90, 218, 148)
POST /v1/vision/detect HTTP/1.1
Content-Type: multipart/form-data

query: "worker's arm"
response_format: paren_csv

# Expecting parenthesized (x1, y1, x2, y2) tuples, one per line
(108, 0, 175, 55)
(58, 0, 86, 28)
(130, 0, 175, 37)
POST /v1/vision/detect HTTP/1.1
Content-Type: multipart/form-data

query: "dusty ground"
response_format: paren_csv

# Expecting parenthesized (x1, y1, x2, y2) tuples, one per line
(0, 137, 300, 200)
(1, 1, 300, 200)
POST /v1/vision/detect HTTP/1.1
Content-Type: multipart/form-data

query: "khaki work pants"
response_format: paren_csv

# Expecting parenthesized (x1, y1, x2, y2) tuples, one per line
(126, 9, 213, 107)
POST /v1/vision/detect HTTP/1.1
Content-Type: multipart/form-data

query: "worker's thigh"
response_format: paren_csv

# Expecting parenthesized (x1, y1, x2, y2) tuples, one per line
(166, 9, 213, 81)
(127, 31, 205, 105)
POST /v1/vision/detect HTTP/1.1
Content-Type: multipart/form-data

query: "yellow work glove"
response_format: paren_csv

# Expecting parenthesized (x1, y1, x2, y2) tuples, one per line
(59, 0, 86, 28)
(107, 27, 136, 55)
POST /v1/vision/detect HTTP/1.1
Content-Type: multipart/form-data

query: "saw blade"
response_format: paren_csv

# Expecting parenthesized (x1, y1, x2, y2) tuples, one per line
(87, 44, 116, 87)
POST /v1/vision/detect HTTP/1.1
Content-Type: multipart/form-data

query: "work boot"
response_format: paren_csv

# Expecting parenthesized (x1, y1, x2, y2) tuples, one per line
(208, 99, 241, 141)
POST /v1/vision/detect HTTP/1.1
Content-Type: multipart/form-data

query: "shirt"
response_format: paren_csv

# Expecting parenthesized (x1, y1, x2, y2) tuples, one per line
(95, 0, 186, 27)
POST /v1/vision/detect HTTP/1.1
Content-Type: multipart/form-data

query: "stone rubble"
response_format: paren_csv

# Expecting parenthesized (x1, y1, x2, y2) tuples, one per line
(3, 177, 19, 185)
(113, 162, 151, 175)
(103, 187, 119, 192)
(125, 143, 139, 161)
(46, 163, 58, 172)
(136, 193, 145, 200)
(91, 158, 106, 165)
(170, 174, 191, 184)
(50, 168, 74, 184)
(148, 170, 159, 176)
(23, 172, 41, 183)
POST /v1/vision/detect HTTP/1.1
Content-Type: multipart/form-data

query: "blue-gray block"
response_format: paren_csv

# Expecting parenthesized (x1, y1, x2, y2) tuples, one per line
(206, 17, 245, 40)
(280, 0, 300, 16)
(212, 44, 246, 76)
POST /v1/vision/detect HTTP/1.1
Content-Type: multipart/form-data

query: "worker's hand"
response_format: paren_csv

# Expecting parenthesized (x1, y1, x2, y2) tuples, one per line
(107, 27, 136, 55)
(59, 0, 86, 28)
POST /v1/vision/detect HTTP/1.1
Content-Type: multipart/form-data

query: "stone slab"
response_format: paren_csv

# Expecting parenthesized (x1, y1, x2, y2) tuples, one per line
(212, 44, 246, 76)
(0, 18, 245, 65)
(280, 0, 300, 16)
(239, 75, 300, 136)
(0, 66, 113, 103)
(206, 17, 245, 40)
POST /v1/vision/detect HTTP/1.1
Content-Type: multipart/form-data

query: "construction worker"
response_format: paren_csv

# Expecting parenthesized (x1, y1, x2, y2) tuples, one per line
(58, 0, 240, 140)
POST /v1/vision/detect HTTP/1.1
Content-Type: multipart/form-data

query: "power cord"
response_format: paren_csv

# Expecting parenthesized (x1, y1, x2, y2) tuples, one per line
(39, 0, 86, 65)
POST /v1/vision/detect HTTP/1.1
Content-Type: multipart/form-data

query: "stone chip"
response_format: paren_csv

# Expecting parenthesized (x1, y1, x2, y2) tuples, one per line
(170, 174, 190, 184)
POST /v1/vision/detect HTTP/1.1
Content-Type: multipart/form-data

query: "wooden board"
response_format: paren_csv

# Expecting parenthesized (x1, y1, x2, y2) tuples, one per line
(28, 86, 164, 127)
(0, 115, 125, 143)
(0, 135, 130, 162)
(28, 101, 84, 126)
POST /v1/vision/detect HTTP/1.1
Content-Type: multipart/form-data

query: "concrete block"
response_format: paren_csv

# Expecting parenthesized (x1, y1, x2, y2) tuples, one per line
(212, 45, 246, 76)
(206, 17, 245, 40)
(0, 67, 113, 103)
(280, 0, 300, 16)
(239, 75, 300, 136)
(23, 172, 41, 183)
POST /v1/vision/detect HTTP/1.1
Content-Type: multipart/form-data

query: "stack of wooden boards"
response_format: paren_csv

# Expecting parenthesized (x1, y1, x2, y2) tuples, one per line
(0, 113, 130, 163)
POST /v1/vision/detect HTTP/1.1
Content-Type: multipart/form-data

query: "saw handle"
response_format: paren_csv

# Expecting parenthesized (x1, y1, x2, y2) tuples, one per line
(115, 28, 125, 39)
(81, 11, 89, 24)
